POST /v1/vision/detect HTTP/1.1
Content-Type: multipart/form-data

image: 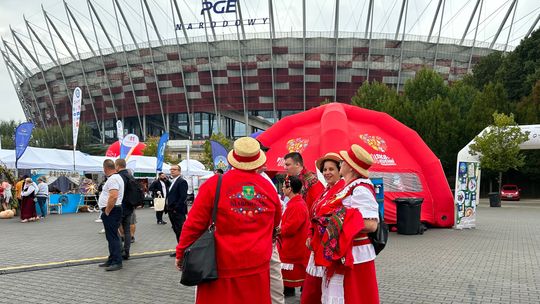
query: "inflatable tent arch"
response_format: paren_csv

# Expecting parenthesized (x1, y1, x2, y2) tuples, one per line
(454, 125, 540, 229)
(258, 103, 455, 228)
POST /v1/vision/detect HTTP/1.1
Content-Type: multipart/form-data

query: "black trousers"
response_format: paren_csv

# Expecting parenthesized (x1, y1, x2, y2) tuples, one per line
(168, 211, 186, 243)
(120, 211, 132, 255)
(101, 206, 122, 265)
(156, 210, 164, 223)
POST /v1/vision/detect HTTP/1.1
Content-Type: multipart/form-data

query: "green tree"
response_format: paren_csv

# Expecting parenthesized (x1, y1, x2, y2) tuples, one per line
(0, 120, 19, 149)
(496, 29, 540, 100)
(380, 95, 416, 129)
(448, 81, 481, 145)
(515, 80, 540, 124)
(142, 135, 178, 164)
(403, 68, 448, 106)
(351, 81, 398, 111)
(143, 136, 160, 157)
(466, 82, 509, 136)
(416, 96, 460, 173)
(469, 112, 530, 192)
(202, 133, 232, 170)
(30, 124, 98, 153)
(464, 52, 503, 90)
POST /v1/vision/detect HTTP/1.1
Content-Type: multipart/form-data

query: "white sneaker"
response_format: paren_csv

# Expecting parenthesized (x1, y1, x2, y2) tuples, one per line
(99, 228, 105, 234)
(150, 206, 154, 209)
(94, 218, 102, 223)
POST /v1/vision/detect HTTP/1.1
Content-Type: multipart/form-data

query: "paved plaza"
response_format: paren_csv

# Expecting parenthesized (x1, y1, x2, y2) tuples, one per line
(1, 199, 539, 303)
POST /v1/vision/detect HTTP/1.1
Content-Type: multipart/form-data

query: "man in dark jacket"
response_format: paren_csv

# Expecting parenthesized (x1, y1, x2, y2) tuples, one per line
(148, 172, 170, 225)
(166, 164, 188, 256)
(115, 159, 135, 260)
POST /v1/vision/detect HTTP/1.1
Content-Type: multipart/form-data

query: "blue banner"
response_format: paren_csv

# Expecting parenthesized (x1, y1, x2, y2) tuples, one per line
(15, 122, 34, 162)
(210, 140, 229, 172)
(156, 133, 169, 172)
(120, 141, 129, 159)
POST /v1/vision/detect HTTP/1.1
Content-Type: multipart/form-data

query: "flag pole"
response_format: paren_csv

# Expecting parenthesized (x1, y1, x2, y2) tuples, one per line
(72, 87, 82, 172)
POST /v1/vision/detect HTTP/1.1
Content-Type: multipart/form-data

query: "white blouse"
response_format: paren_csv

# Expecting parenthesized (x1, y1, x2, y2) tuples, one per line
(307, 178, 380, 277)
(340, 178, 379, 264)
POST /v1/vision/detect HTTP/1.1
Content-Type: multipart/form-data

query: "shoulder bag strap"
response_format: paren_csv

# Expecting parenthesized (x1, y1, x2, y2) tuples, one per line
(210, 174, 222, 227)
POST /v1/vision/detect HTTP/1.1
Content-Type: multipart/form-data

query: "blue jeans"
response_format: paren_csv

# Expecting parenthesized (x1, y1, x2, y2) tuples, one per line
(101, 206, 123, 266)
(36, 197, 47, 217)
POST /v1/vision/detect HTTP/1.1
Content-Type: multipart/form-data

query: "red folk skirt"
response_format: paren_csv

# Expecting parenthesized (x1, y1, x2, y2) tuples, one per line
(300, 273, 322, 304)
(343, 260, 379, 304)
(20, 196, 37, 220)
(195, 268, 271, 304)
(282, 263, 306, 288)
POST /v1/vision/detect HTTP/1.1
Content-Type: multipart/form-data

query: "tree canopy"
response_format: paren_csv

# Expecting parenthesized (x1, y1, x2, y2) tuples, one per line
(468, 113, 529, 191)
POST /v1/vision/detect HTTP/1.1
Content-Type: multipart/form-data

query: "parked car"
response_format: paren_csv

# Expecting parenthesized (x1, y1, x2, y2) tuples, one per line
(500, 184, 521, 201)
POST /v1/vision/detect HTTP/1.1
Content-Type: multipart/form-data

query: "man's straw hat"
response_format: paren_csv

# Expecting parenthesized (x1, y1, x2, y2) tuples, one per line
(227, 137, 267, 171)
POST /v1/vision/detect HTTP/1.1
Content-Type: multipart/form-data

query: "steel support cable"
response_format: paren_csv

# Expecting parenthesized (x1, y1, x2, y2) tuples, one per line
(464, 0, 511, 38)
(406, 0, 434, 35)
(486, 6, 540, 44)
(440, 0, 473, 31)
(377, 0, 398, 31)
(181, 0, 199, 20)
(353, 0, 368, 33)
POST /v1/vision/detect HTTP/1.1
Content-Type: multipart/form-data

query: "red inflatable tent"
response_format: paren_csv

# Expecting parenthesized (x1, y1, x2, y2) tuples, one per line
(257, 103, 454, 228)
(105, 141, 146, 157)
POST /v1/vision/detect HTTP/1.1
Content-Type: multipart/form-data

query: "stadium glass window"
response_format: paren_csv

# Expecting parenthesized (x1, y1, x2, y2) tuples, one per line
(233, 121, 247, 138)
(370, 172, 423, 193)
(280, 110, 301, 119)
(253, 110, 276, 124)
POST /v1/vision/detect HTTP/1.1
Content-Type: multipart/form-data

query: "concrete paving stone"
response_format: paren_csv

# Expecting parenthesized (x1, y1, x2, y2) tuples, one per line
(1, 200, 540, 303)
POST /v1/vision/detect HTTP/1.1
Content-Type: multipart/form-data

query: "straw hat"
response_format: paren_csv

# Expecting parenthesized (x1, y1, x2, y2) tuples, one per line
(227, 137, 267, 171)
(315, 152, 342, 173)
(339, 144, 373, 178)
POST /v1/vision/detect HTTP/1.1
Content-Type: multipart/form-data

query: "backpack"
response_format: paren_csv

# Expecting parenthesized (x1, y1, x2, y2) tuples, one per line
(122, 174, 145, 207)
(355, 182, 389, 255)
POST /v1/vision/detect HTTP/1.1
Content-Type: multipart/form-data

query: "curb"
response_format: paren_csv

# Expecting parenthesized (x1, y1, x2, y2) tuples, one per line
(0, 249, 176, 275)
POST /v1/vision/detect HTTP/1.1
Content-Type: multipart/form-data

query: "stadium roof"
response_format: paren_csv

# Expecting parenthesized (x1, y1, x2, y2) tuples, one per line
(2, 0, 540, 74)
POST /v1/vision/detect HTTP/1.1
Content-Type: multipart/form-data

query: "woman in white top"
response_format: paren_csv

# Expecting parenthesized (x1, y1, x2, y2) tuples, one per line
(36, 177, 49, 219)
(310, 144, 379, 304)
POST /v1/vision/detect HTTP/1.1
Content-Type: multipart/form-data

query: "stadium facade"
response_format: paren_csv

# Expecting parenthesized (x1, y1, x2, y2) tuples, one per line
(2, 0, 539, 142)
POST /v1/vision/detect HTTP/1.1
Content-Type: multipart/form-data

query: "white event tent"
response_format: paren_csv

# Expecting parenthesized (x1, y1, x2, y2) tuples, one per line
(0, 147, 172, 174)
(179, 159, 212, 176)
(0, 147, 102, 172)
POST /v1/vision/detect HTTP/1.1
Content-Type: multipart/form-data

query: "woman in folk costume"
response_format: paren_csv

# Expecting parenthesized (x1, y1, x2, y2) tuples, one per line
(20, 178, 38, 223)
(279, 175, 310, 297)
(301, 152, 346, 304)
(175, 137, 281, 304)
(311, 144, 380, 304)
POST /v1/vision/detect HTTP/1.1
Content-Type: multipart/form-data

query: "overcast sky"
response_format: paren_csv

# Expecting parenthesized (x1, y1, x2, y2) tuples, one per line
(1, 0, 539, 122)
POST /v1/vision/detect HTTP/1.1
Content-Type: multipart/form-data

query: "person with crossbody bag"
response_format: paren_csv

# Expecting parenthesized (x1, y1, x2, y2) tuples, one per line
(175, 137, 281, 304)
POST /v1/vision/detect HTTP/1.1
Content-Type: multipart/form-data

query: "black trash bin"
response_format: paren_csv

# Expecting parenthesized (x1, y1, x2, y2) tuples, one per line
(394, 197, 424, 235)
(488, 192, 501, 207)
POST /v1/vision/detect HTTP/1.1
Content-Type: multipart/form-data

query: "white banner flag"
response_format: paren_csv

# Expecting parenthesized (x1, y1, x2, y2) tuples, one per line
(116, 120, 124, 143)
(72, 87, 82, 149)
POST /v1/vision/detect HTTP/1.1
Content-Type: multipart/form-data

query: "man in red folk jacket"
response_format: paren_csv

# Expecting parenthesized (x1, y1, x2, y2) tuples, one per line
(279, 175, 310, 298)
(176, 137, 282, 304)
(284, 152, 324, 212)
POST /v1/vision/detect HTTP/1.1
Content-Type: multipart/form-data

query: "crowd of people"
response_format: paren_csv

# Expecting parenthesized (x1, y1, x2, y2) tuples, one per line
(97, 159, 189, 271)
(1, 135, 381, 303)
(174, 136, 381, 304)
(0, 175, 49, 222)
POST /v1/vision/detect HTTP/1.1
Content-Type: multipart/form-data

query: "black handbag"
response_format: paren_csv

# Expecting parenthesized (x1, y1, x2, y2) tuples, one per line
(180, 175, 222, 286)
(368, 212, 389, 255)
